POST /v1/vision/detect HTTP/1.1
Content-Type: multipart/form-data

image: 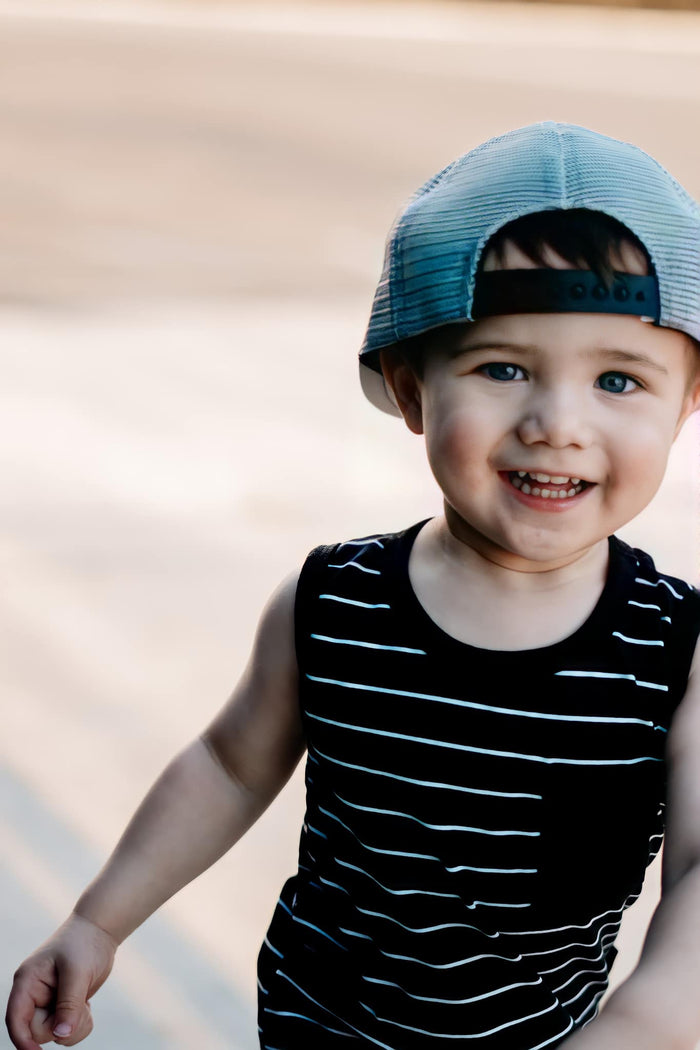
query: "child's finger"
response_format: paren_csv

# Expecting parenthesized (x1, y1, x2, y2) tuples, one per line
(49, 1003, 93, 1047)
(5, 981, 44, 1050)
(23, 1002, 93, 1048)
(28, 1006, 50, 1043)
(48, 964, 91, 1045)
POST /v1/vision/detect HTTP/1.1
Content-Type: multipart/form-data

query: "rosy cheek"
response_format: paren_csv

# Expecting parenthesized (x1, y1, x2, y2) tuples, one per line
(430, 428, 482, 489)
(431, 418, 468, 461)
(618, 429, 669, 472)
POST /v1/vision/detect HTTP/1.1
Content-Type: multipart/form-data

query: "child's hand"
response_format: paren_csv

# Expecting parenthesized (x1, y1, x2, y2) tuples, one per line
(5, 912, 117, 1049)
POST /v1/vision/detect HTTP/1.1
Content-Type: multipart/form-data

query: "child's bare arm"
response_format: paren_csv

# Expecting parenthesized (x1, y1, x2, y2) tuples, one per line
(73, 570, 304, 943)
(6, 572, 304, 1050)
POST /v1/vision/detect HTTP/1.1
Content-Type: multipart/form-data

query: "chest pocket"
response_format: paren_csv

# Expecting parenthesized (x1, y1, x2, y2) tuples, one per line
(536, 754, 666, 915)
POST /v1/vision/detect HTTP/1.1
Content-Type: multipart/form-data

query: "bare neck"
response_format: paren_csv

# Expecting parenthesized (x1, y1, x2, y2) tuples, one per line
(408, 517, 610, 651)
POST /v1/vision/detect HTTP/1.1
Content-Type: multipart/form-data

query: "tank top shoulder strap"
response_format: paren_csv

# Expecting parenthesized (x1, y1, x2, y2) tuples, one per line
(611, 534, 700, 707)
(293, 521, 430, 675)
(294, 542, 336, 674)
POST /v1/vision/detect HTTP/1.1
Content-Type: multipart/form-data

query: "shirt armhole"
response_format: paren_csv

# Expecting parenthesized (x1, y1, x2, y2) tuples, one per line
(294, 544, 336, 683)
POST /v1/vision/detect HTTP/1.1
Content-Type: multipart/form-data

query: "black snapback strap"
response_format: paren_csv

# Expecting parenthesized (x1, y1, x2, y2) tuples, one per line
(471, 269, 660, 322)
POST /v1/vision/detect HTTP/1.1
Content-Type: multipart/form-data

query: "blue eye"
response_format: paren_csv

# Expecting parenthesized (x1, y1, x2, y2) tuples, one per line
(597, 372, 638, 394)
(479, 363, 524, 381)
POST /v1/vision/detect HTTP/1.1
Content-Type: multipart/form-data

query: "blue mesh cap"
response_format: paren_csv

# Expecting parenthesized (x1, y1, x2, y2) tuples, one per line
(359, 121, 700, 415)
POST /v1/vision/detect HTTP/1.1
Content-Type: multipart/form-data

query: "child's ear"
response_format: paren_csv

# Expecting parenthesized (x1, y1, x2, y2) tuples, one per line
(379, 350, 424, 435)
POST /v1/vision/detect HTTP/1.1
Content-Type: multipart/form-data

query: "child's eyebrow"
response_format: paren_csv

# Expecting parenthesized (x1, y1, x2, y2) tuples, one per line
(593, 348, 669, 376)
(453, 341, 669, 376)
(452, 341, 536, 357)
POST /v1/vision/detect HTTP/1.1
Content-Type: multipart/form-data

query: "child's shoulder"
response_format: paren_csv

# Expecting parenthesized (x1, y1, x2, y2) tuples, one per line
(302, 520, 427, 573)
(293, 522, 427, 634)
(612, 534, 700, 603)
(612, 536, 700, 693)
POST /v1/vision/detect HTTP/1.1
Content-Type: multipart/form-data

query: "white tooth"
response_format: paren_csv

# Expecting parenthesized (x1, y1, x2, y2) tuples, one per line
(550, 475, 569, 484)
(567, 487, 576, 497)
(521, 482, 532, 495)
(532, 487, 541, 496)
(517, 471, 527, 478)
(550, 490, 560, 499)
(571, 478, 581, 485)
(511, 475, 522, 489)
(541, 489, 551, 499)
(533, 473, 551, 483)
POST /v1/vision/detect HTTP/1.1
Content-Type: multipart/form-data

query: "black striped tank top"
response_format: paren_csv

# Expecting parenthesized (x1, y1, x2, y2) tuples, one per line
(257, 519, 700, 1050)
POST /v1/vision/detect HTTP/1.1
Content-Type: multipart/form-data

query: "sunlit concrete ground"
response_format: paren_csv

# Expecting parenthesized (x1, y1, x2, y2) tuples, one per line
(2, 3, 700, 1048)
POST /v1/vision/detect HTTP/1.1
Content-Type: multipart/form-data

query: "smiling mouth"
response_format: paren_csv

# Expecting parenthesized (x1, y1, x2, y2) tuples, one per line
(506, 471, 593, 499)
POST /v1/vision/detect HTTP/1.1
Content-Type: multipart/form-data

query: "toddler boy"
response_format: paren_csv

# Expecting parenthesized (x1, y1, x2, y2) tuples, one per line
(7, 122, 700, 1050)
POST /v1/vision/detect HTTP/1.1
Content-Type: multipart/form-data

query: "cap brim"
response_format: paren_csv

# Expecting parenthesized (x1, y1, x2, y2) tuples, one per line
(359, 359, 402, 417)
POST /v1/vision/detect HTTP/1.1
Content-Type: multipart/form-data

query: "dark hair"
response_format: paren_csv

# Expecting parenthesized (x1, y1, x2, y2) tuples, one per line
(391, 209, 653, 377)
(484, 209, 651, 289)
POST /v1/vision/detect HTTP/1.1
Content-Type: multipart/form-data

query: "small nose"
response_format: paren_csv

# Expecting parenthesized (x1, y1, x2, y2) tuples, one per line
(516, 385, 593, 449)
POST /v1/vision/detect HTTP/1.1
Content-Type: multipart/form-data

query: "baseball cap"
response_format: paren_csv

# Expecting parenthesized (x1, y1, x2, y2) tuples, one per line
(359, 122, 700, 416)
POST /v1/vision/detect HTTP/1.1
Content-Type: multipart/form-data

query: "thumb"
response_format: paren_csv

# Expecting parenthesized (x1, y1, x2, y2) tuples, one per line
(51, 966, 89, 1041)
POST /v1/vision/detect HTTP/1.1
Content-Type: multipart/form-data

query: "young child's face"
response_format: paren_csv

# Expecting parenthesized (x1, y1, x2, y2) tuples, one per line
(383, 242, 700, 574)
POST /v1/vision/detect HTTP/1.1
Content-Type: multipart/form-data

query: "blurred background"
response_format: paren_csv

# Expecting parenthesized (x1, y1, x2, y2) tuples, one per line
(2, 2, 700, 1048)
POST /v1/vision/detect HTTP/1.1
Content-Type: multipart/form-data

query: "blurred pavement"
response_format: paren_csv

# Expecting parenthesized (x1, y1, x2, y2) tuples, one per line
(2, 2, 700, 1048)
